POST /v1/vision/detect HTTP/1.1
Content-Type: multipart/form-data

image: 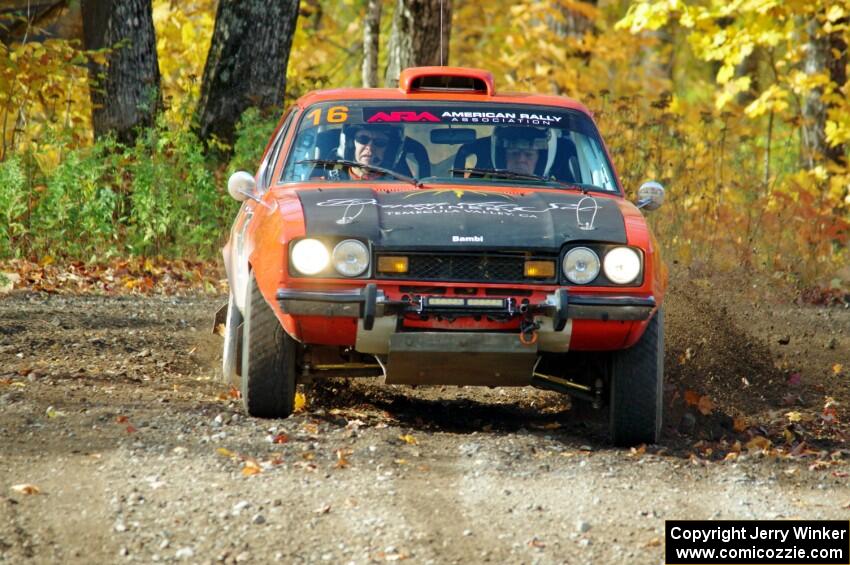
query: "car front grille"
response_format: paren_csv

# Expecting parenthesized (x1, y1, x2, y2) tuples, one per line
(376, 252, 558, 284)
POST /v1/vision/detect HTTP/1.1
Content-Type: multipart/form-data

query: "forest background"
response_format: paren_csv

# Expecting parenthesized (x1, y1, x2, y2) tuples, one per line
(1, 0, 848, 292)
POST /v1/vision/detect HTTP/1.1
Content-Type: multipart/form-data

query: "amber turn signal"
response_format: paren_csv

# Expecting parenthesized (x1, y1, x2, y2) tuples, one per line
(377, 256, 409, 273)
(524, 260, 555, 278)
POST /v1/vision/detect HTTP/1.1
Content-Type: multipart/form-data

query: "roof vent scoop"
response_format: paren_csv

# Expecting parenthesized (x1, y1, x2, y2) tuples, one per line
(399, 67, 495, 96)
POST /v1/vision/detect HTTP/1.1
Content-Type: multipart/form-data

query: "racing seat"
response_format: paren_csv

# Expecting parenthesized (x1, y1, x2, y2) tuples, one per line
(452, 137, 493, 174)
(547, 138, 580, 183)
(393, 137, 431, 178)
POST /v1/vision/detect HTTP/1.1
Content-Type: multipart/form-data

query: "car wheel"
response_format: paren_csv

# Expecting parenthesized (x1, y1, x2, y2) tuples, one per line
(609, 307, 664, 446)
(221, 291, 242, 386)
(241, 271, 297, 418)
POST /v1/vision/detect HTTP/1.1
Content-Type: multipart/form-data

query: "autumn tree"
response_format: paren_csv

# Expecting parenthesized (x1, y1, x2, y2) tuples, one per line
(81, 0, 161, 145)
(362, 0, 382, 87)
(801, 13, 847, 168)
(194, 0, 300, 146)
(384, 0, 452, 87)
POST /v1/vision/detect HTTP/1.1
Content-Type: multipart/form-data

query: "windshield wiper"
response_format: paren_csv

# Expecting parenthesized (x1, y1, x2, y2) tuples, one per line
(451, 167, 588, 193)
(297, 159, 421, 187)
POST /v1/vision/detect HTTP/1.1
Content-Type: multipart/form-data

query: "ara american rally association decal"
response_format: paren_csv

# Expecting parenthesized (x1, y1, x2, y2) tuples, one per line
(364, 108, 566, 126)
(295, 189, 627, 250)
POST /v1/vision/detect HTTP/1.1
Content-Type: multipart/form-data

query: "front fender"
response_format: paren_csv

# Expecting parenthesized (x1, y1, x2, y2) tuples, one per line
(247, 192, 307, 338)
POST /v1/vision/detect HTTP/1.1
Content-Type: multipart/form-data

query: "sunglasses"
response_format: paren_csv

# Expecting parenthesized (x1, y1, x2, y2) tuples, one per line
(354, 133, 389, 148)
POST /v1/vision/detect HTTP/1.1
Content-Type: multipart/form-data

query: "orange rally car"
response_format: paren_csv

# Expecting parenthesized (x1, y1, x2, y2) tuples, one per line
(217, 67, 668, 446)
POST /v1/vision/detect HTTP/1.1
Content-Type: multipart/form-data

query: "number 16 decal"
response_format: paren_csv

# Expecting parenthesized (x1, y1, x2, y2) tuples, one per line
(307, 106, 349, 125)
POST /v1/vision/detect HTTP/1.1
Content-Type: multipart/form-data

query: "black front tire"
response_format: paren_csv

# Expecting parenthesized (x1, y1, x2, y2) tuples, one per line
(241, 272, 297, 418)
(609, 308, 664, 446)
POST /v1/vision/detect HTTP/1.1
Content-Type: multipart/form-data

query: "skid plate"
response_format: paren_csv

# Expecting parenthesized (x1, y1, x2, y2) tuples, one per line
(385, 332, 537, 386)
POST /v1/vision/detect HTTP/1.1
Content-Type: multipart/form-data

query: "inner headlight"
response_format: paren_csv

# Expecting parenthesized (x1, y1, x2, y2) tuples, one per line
(563, 247, 600, 284)
(603, 247, 641, 284)
(291, 239, 329, 275)
(332, 239, 369, 277)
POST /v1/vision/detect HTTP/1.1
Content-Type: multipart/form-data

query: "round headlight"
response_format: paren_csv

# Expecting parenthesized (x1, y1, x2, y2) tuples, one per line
(291, 239, 329, 275)
(563, 247, 600, 284)
(603, 247, 641, 284)
(332, 239, 369, 277)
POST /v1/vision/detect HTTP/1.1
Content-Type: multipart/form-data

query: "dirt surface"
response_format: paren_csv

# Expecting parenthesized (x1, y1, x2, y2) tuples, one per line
(1, 269, 849, 564)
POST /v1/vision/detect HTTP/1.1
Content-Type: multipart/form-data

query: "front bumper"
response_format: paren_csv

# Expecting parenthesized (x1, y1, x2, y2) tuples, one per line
(277, 284, 655, 328)
(278, 284, 656, 384)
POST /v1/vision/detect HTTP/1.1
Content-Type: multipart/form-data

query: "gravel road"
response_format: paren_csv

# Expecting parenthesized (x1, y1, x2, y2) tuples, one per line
(1, 272, 849, 564)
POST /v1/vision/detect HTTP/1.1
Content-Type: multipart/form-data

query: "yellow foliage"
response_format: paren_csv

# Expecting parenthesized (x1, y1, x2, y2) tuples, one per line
(152, 0, 216, 123)
(0, 37, 92, 161)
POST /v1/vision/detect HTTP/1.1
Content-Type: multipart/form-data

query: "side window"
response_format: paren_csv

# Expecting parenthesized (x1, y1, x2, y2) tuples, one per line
(571, 131, 616, 191)
(257, 109, 297, 191)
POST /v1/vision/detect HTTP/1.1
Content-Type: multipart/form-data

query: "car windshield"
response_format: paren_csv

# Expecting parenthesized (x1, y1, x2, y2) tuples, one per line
(281, 101, 619, 192)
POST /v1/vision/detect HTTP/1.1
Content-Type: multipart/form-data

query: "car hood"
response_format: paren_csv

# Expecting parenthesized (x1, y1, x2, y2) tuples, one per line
(295, 187, 627, 251)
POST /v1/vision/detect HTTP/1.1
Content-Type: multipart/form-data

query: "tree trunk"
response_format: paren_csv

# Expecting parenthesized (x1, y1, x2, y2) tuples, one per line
(801, 16, 847, 168)
(81, 0, 160, 145)
(549, 0, 596, 40)
(362, 0, 382, 87)
(384, 0, 452, 87)
(195, 0, 300, 146)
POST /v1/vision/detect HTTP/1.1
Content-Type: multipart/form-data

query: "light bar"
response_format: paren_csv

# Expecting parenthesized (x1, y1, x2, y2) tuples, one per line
(465, 298, 506, 308)
(424, 297, 507, 309)
(426, 297, 465, 307)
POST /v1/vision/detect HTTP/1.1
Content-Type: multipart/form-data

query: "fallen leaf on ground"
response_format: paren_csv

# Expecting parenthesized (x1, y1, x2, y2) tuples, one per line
(242, 460, 262, 476)
(115, 415, 129, 423)
(733, 417, 748, 432)
(125, 425, 137, 434)
(785, 411, 803, 422)
(746, 436, 772, 451)
(833, 363, 844, 376)
(398, 434, 418, 445)
(809, 460, 831, 471)
(272, 433, 289, 444)
(216, 447, 234, 457)
(532, 422, 562, 430)
(11, 484, 40, 495)
(314, 504, 331, 514)
(645, 537, 661, 547)
(697, 395, 715, 415)
(293, 392, 306, 412)
(684, 390, 701, 406)
(335, 449, 352, 469)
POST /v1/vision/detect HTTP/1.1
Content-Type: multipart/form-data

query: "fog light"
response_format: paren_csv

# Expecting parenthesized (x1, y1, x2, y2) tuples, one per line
(378, 256, 409, 273)
(524, 260, 555, 278)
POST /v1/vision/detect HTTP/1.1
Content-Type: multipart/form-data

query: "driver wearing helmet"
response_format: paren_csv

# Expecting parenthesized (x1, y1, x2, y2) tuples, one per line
(493, 126, 548, 176)
(343, 124, 402, 179)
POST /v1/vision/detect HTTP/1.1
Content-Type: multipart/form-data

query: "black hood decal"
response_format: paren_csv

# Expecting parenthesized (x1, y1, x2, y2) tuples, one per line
(296, 188, 627, 251)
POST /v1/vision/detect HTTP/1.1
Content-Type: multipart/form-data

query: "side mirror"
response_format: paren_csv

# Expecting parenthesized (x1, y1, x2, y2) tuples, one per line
(227, 171, 258, 202)
(636, 181, 665, 211)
